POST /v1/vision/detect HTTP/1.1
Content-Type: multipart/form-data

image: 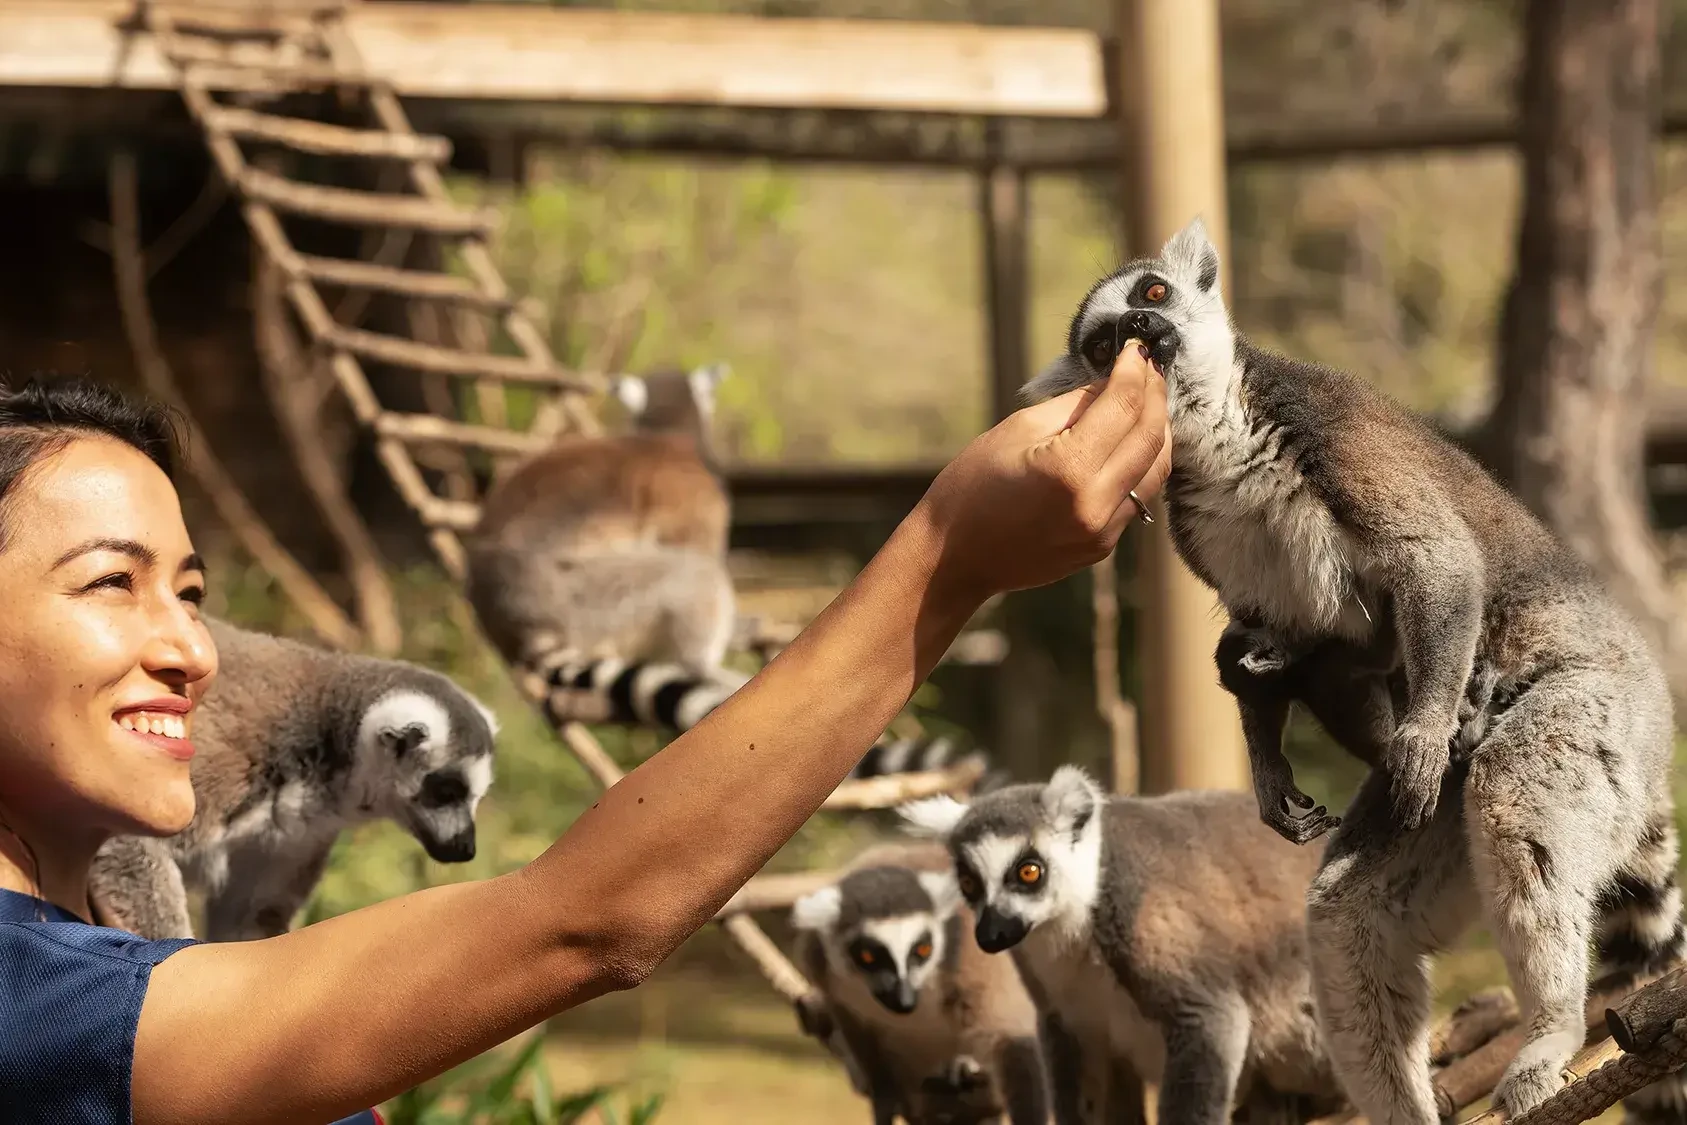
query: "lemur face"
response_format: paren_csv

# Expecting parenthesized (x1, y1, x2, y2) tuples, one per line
(792, 865, 962, 1014)
(1021, 216, 1236, 421)
(899, 767, 1104, 955)
(357, 684, 497, 864)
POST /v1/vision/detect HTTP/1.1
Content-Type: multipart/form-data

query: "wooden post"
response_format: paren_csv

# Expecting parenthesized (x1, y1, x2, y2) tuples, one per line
(1115, 0, 1248, 794)
(979, 129, 1046, 780)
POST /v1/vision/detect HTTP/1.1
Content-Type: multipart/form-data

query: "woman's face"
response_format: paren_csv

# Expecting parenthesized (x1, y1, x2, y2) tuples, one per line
(0, 435, 217, 841)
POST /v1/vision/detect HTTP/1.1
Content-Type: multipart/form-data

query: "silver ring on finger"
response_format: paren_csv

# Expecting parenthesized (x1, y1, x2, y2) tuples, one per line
(1129, 489, 1154, 525)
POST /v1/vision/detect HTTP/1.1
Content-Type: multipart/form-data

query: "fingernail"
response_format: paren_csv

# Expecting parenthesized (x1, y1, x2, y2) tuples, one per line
(1135, 343, 1149, 360)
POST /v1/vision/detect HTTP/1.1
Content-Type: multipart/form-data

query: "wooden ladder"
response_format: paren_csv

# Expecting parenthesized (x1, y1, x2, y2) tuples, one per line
(135, 0, 985, 1057)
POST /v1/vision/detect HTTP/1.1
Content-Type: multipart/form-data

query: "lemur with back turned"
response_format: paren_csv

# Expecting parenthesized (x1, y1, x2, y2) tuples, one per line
(1021, 218, 1683, 1123)
(468, 364, 984, 783)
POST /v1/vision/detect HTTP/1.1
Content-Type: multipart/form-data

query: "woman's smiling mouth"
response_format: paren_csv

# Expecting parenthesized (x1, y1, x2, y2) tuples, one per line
(114, 700, 194, 761)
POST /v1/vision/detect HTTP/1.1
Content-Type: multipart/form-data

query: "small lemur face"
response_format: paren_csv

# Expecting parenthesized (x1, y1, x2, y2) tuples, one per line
(357, 685, 497, 864)
(1020, 216, 1235, 422)
(899, 766, 1104, 955)
(792, 865, 962, 1014)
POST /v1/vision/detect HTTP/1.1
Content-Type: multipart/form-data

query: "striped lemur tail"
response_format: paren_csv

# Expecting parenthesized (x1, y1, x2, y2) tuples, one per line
(526, 648, 994, 781)
(1597, 814, 1687, 1125)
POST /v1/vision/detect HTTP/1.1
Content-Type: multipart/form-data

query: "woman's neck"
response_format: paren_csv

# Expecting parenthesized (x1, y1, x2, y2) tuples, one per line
(0, 804, 96, 922)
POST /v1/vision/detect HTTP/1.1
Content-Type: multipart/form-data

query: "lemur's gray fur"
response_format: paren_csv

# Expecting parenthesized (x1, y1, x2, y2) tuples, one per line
(88, 835, 194, 939)
(91, 615, 499, 942)
(901, 768, 1342, 1125)
(467, 364, 749, 729)
(1022, 217, 1685, 1122)
(791, 840, 1049, 1125)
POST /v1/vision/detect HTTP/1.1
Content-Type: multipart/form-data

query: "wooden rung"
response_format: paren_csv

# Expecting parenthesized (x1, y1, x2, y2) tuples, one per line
(181, 59, 376, 93)
(419, 497, 482, 532)
(821, 756, 987, 810)
(294, 254, 512, 310)
(205, 106, 452, 162)
(237, 166, 495, 235)
(320, 326, 594, 389)
(374, 413, 550, 458)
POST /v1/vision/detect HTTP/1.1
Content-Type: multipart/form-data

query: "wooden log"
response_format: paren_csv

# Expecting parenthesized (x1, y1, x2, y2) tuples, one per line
(320, 325, 593, 390)
(1430, 971, 1656, 1119)
(180, 59, 373, 92)
(1457, 1034, 1626, 1125)
(205, 105, 454, 162)
(1607, 965, 1687, 1052)
(1432, 988, 1522, 1066)
(295, 254, 514, 310)
(237, 165, 495, 235)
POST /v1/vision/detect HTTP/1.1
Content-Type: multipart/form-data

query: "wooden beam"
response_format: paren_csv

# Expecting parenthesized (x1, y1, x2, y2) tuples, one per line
(980, 127, 1030, 420)
(1117, 0, 1249, 796)
(0, 1, 1106, 117)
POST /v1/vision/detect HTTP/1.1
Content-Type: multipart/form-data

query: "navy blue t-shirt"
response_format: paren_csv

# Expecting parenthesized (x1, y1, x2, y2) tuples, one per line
(0, 887, 381, 1124)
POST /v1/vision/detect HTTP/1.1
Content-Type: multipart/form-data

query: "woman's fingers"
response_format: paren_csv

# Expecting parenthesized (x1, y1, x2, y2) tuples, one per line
(1091, 360, 1170, 504)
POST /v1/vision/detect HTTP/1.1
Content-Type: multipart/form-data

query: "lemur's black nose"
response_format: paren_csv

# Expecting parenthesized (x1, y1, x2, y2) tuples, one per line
(1118, 310, 1180, 370)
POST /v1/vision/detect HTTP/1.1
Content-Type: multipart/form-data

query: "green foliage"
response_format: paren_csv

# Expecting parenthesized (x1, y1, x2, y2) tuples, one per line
(382, 1033, 666, 1125)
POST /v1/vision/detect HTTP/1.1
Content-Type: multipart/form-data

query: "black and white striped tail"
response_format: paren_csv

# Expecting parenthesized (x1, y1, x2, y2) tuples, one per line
(525, 644, 993, 780)
(1599, 816, 1687, 1125)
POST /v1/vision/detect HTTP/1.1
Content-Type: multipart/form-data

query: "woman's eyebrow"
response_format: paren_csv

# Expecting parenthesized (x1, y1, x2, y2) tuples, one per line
(51, 537, 159, 571)
(180, 552, 207, 577)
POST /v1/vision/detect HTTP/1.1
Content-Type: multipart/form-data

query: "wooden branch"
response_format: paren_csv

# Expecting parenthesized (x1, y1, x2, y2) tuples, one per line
(715, 869, 842, 919)
(252, 251, 405, 656)
(819, 754, 986, 810)
(236, 164, 495, 235)
(1433, 988, 1521, 1065)
(204, 105, 453, 162)
(106, 149, 361, 652)
(1607, 965, 1687, 1052)
(719, 912, 815, 1005)
(1091, 550, 1139, 794)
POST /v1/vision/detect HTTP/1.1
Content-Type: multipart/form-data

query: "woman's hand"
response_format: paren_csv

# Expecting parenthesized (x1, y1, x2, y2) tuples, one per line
(913, 342, 1171, 603)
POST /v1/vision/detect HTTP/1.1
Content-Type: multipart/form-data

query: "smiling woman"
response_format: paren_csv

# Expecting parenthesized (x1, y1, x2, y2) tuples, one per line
(0, 356, 1170, 1125)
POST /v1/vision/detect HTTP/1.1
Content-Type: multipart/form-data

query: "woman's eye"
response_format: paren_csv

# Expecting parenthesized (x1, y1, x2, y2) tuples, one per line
(180, 586, 206, 606)
(86, 572, 134, 593)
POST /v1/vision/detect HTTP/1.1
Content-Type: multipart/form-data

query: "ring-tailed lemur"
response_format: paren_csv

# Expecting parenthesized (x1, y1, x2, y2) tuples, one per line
(468, 364, 749, 725)
(88, 835, 195, 940)
(1021, 217, 1684, 1122)
(472, 365, 985, 784)
(901, 767, 1342, 1125)
(91, 615, 499, 942)
(791, 840, 1048, 1125)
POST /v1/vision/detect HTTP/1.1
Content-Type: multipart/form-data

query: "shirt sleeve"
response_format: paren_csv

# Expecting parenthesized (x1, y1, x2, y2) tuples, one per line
(0, 920, 195, 1124)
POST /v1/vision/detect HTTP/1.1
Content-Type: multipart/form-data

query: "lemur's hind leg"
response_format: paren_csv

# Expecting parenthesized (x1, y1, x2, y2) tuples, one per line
(1305, 764, 1481, 1125)
(1464, 670, 1657, 1118)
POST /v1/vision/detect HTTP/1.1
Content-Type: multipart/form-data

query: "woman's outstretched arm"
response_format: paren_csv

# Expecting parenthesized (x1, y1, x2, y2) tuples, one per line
(132, 347, 1170, 1125)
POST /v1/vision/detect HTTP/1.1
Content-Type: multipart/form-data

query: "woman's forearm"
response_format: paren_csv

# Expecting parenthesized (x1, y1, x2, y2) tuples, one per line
(133, 500, 984, 1125)
(521, 499, 983, 972)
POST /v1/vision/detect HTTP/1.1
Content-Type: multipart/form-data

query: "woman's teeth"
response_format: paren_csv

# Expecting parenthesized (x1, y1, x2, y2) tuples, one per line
(118, 713, 187, 740)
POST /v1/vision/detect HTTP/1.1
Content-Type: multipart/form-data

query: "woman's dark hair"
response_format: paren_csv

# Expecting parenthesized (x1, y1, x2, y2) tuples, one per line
(0, 374, 183, 549)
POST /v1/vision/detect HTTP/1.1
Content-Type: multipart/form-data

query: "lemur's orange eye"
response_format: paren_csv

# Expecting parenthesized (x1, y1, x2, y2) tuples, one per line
(857, 948, 875, 966)
(1017, 862, 1043, 885)
(1145, 282, 1167, 302)
(914, 942, 933, 959)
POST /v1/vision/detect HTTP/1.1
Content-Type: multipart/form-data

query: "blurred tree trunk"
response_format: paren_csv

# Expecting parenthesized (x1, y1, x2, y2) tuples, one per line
(1490, 0, 1687, 713)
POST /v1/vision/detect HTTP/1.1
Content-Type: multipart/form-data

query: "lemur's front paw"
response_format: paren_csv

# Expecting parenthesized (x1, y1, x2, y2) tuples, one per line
(938, 1055, 989, 1091)
(794, 992, 835, 1041)
(1385, 722, 1452, 831)
(1259, 785, 1341, 845)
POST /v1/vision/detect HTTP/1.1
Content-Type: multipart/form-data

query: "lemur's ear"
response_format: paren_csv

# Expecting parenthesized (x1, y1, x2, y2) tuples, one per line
(791, 885, 843, 932)
(1043, 765, 1101, 840)
(1161, 215, 1221, 294)
(611, 376, 648, 415)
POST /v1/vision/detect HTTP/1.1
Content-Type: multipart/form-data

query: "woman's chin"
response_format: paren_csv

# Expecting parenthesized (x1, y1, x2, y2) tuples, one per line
(110, 779, 196, 837)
